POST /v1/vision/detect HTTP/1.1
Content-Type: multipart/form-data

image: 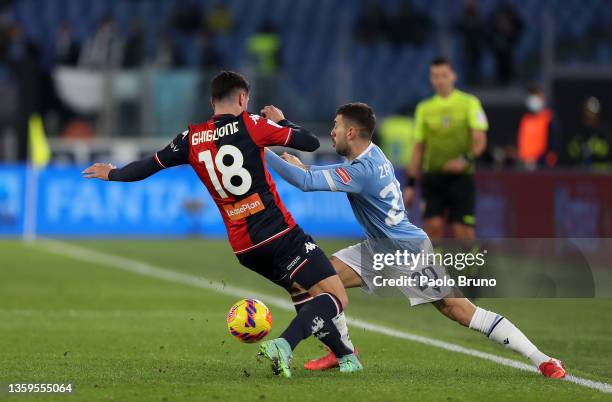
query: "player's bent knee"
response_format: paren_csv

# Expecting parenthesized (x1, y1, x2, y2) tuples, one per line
(309, 275, 349, 310)
(335, 290, 349, 310)
(326, 279, 349, 310)
(289, 283, 307, 296)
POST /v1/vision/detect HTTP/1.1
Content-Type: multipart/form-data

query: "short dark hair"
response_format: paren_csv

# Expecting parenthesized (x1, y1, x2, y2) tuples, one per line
(211, 71, 250, 101)
(336, 102, 376, 140)
(526, 82, 544, 95)
(431, 57, 452, 68)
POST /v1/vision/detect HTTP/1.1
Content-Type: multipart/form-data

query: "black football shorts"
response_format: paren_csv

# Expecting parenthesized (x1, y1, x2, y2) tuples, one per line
(421, 173, 476, 226)
(236, 225, 336, 291)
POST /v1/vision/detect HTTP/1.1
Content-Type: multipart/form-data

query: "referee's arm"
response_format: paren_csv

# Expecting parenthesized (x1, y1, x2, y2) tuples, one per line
(443, 132, 486, 174)
(446, 98, 488, 172)
(469, 97, 488, 158)
(472, 129, 487, 157)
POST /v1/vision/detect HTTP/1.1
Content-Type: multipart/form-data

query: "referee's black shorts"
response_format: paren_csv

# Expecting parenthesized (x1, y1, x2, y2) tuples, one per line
(421, 173, 476, 226)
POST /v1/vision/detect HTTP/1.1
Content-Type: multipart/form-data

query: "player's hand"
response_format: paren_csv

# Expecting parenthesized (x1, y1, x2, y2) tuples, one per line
(443, 158, 468, 173)
(403, 187, 415, 208)
(260, 105, 285, 123)
(281, 152, 307, 169)
(82, 163, 115, 180)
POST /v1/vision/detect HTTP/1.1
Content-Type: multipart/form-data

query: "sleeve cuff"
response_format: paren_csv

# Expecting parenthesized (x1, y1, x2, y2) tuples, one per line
(283, 128, 293, 146)
(153, 153, 166, 168)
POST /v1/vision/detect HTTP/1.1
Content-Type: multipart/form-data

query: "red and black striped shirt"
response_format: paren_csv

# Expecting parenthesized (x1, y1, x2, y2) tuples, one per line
(110, 111, 319, 253)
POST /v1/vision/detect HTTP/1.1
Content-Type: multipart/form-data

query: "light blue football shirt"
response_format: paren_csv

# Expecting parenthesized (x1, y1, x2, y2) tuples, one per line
(265, 143, 426, 240)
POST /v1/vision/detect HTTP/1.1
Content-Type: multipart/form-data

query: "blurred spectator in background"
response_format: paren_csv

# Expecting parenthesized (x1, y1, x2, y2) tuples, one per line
(80, 14, 120, 69)
(170, 0, 202, 35)
(517, 84, 561, 170)
(388, 1, 431, 47)
(567, 97, 611, 170)
(205, 4, 234, 36)
(0, 16, 15, 161)
(122, 18, 145, 69)
(9, 23, 41, 161)
(198, 29, 222, 71)
(155, 31, 183, 68)
(457, 0, 485, 86)
(54, 22, 80, 66)
(247, 20, 281, 76)
(589, 14, 612, 61)
(43, 22, 79, 137)
(378, 105, 415, 168)
(247, 20, 282, 107)
(354, 1, 387, 45)
(489, 2, 523, 85)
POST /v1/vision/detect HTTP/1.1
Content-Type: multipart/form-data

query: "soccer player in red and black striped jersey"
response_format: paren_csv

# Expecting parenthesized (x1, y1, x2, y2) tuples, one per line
(83, 71, 362, 377)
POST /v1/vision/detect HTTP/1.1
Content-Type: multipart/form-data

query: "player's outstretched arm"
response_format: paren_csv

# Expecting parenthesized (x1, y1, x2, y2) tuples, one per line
(82, 163, 116, 181)
(83, 131, 189, 182)
(280, 152, 344, 172)
(266, 149, 365, 193)
(83, 157, 163, 182)
(308, 162, 346, 171)
(265, 149, 329, 192)
(277, 119, 320, 152)
(259, 105, 320, 152)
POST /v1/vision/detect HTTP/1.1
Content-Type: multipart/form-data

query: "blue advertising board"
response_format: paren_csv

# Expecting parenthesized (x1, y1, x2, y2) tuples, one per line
(0, 165, 364, 238)
(0, 165, 26, 236)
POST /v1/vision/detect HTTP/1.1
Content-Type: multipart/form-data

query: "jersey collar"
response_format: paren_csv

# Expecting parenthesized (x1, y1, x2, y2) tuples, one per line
(434, 89, 458, 102)
(354, 142, 375, 160)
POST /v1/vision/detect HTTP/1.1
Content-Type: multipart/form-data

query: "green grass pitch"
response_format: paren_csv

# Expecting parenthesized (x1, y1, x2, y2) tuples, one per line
(1, 239, 611, 402)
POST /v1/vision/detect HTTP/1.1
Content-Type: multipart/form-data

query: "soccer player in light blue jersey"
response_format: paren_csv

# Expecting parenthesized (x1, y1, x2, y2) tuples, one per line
(264, 103, 566, 378)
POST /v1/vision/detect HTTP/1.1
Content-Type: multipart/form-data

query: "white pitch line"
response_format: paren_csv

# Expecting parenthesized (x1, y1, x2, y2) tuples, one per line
(31, 239, 612, 394)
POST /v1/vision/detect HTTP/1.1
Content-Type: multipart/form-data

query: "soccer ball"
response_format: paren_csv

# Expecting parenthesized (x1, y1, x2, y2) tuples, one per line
(226, 298, 272, 343)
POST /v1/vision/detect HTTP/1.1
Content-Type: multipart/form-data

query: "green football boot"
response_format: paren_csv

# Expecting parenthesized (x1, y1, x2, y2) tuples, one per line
(258, 338, 292, 378)
(338, 353, 363, 373)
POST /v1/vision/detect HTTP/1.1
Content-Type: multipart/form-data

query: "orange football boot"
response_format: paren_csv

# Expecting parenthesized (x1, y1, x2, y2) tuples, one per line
(539, 359, 566, 379)
(304, 347, 359, 371)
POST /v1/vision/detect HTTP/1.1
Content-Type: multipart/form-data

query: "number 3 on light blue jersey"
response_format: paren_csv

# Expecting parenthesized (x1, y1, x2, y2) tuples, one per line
(379, 180, 405, 226)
